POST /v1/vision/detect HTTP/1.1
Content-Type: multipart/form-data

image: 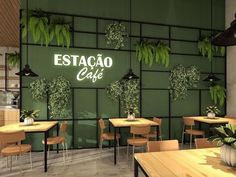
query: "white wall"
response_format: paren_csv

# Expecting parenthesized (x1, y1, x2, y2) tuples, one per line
(226, 0, 236, 116)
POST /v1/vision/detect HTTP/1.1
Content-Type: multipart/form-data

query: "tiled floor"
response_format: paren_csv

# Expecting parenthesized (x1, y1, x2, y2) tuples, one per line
(0, 147, 146, 177)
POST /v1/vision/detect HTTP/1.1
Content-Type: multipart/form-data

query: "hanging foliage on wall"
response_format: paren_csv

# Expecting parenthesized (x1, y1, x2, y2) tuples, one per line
(21, 10, 71, 47)
(29, 76, 71, 118)
(50, 18, 71, 48)
(209, 84, 226, 107)
(29, 78, 48, 101)
(169, 65, 200, 101)
(105, 22, 128, 49)
(107, 79, 139, 114)
(136, 40, 170, 67)
(7, 52, 20, 68)
(198, 35, 225, 60)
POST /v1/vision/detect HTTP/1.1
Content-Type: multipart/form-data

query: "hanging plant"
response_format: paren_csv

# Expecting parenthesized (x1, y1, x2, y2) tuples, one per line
(136, 40, 170, 67)
(29, 78, 48, 101)
(50, 18, 71, 48)
(20, 10, 28, 39)
(169, 65, 200, 101)
(107, 79, 139, 114)
(209, 84, 226, 107)
(7, 52, 20, 68)
(105, 22, 128, 49)
(48, 76, 71, 118)
(198, 35, 225, 60)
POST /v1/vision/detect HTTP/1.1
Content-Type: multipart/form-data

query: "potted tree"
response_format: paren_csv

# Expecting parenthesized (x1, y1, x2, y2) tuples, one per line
(209, 124, 236, 167)
(20, 110, 40, 125)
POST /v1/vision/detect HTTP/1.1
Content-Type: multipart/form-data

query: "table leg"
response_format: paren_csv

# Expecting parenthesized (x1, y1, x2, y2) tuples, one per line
(57, 124, 59, 153)
(114, 127, 117, 165)
(44, 131, 49, 172)
(134, 158, 139, 177)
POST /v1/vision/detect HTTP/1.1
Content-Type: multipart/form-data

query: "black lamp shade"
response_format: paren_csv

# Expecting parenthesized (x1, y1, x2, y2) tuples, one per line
(15, 64, 38, 77)
(203, 73, 220, 82)
(212, 14, 236, 46)
(122, 69, 139, 80)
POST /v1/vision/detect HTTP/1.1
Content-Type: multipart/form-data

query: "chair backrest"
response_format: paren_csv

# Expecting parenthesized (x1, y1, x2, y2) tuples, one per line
(0, 130, 25, 145)
(60, 121, 68, 135)
(195, 138, 216, 149)
(98, 119, 105, 130)
(153, 117, 162, 126)
(183, 117, 195, 126)
(130, 125, 150, 136)
(147, 140, 179, 152)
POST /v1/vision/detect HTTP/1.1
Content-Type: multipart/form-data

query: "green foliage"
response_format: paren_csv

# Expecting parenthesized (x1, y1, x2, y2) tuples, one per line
(50, 18, 71, 48)
(29, 78, 48, 101)
(105, 22, 128, 49)
(206, 105, 220, 114)
(208, 124, 236, 149)
(209, 84, 226, 107)
(136, 40, 170, 67)
(7, 52, 20, 68)
(198, 35, 225, 60)
(107, 79, 139, 114)
(169, 65, 200, 101)
(21, 109, 40, 119)
(48, 76, 71, 118)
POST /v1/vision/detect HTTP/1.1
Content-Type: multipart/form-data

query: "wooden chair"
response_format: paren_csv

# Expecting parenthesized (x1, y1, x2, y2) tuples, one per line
(194, 138, 216, 149)
(181, 117, 205, 149)
(147, 140, 179, 152)
(127, 125, 150, 157)
(42, 121, 68, 163)
(98, 119, 120, 150)
(0, 130, 32, 171)
(144, 117, 162, 140)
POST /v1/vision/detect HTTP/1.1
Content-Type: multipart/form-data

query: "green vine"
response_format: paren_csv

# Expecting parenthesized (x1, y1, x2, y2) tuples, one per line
(198, 35, 225, 60)
(136, 40, 170, 67)
(29, 78, 47, 101)
(209, 84, 226, 107)
(48, 76, 71, 118)
(107, 79, 139, 114)
(169, 65, 200, 101)
(7, 52, 20, 68)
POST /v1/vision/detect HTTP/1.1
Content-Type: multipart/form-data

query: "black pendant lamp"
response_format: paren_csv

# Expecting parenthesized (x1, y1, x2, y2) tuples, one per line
(212, 13, 236, 46)
(16, 0, 38, 77)
(203, 0, 219, 82)
(122, 0, 139, 80)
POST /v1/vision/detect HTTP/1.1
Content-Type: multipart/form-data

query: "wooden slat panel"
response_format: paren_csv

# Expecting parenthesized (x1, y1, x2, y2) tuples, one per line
(0, 0, 20, 47)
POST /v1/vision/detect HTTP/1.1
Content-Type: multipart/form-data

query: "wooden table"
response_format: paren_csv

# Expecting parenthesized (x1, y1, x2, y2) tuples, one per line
(109, 118, 159, 165)
(184, 116, 232, 125)
(0, 121, 59, 172)
(134, 148, 236, 177)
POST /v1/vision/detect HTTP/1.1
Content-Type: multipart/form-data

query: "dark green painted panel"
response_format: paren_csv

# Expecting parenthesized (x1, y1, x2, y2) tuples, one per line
(170, 118, 183, 141)
(74, 89, 96, 119)
(74, 33, 96, 48)
(171, 41, 198, 54)
(142, 90, 169, 117)
(142, 72, 169, 88)
(74, 17, 96, 32)
(142, 24, 169, 38)
(161, 118, 169, 140)
(171, 27, 199, 41)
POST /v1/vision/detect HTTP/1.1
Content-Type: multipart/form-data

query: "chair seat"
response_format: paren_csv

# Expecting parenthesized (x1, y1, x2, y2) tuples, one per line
(101, 133, 120, 140)
(42, 136, 65, 145)
(127, 138, 148, 146)
(186, 129, 204, 135)
(145, 131, 158, 138)
(1, 144, 31, 156)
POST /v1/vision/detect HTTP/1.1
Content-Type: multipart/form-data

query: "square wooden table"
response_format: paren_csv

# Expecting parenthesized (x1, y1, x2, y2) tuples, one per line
(134, 148, 236, 177)
(109, 118, 159, 165)
(0, 121, 59, 172)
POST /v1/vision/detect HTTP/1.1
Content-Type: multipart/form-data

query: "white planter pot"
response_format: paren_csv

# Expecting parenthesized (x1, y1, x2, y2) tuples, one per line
(24, 117, 34, 125)
(127, 114, 135, 120)
(207, 112, 215, 118)
(220, 145, 236, 167)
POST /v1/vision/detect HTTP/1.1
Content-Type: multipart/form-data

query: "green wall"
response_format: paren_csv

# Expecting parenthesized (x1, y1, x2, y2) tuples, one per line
(20, 0, 225, 150)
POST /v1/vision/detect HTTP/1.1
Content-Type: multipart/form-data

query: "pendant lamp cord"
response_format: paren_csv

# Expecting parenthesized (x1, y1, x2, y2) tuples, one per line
(210, 0, 213, 72)
(129, 0, 132, 69)
(26, 0, 29, 64)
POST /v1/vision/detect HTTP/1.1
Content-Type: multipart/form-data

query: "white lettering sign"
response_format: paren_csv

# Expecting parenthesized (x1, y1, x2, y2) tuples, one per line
(53, 54, 113, 83)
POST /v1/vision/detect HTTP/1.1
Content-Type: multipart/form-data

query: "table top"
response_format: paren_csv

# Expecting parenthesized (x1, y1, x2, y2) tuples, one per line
(109, 118, 159, 127)
(135, 148, 236, 177)
(0, 121, 58, 132)
(184, 116, 233, 124)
